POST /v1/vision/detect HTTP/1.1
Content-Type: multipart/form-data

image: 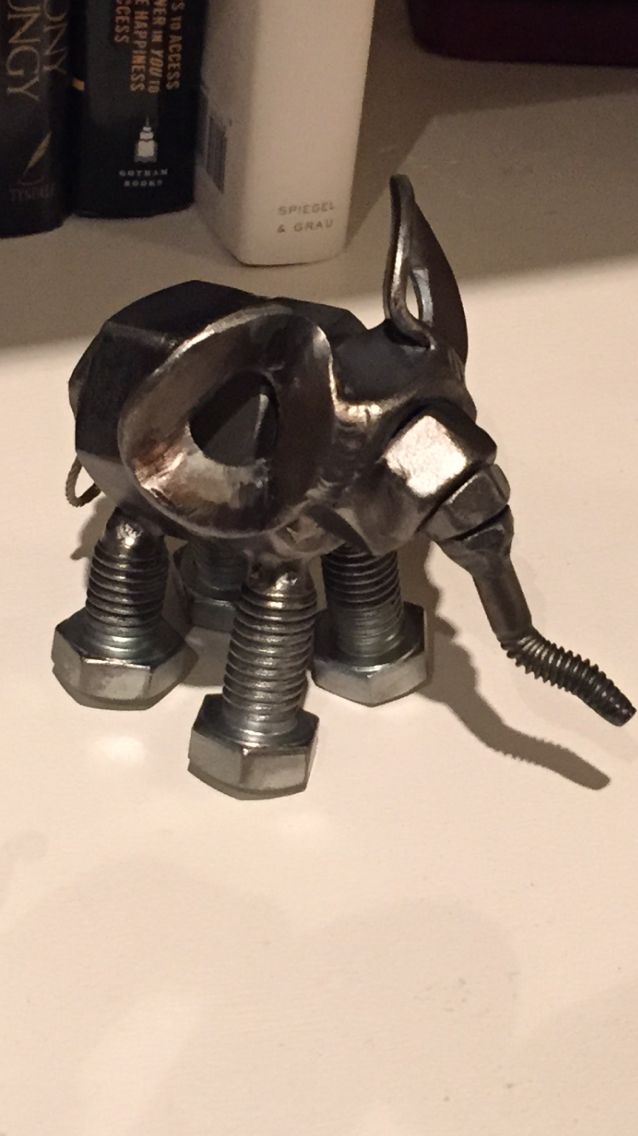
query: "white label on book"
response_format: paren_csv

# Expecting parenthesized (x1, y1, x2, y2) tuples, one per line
(198, 85, 228, 194)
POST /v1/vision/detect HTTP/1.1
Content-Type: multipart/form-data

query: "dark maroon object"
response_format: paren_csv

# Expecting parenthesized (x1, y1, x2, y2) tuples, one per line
(407, 0, 638, 66)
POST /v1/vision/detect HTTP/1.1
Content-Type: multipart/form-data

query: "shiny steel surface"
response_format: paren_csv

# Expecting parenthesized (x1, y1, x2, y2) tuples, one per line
(313, 602, 428, 707)
(52, 176, 634, 797)
(174, 539, 246, 633)
(52, 511, 194, 708)
(313, 548, 428, 705)
(188, 563, 318, 798)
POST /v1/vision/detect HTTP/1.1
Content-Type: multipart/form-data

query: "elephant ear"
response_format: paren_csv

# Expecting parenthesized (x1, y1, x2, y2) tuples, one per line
(118, 305, 339, 538)
(383, 175, 468, 363)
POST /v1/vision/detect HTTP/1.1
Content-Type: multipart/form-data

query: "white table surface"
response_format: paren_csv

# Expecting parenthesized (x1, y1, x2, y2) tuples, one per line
(1, 3, 637, 1133)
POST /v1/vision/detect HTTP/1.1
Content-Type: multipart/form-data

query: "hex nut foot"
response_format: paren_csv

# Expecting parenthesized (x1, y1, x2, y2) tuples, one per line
(312, 602, 428, 706)
(188, 695, 318, 799)
(52, 611, 195, 709)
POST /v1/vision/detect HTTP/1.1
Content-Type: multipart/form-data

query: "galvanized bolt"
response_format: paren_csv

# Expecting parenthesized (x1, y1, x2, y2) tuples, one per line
(188, 562, 318, 798)
(312, 545, 428, 705)
(52, 510, 194, 707)
(175, 537, 246, 632)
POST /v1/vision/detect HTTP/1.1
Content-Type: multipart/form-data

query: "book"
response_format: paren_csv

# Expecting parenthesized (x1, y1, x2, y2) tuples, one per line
(195, 0, 376, 265)
(71, 0, 205, 217)
(0, 0, 69, 238)
(407, 0, 638, 66)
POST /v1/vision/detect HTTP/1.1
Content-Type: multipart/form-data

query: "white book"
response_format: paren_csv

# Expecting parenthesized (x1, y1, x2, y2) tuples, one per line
(195, 0, 376, 265)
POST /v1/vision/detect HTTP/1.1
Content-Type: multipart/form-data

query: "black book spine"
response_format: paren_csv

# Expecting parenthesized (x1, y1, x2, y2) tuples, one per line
(71, 0, 205, 217)
(0, 0, 69, 237)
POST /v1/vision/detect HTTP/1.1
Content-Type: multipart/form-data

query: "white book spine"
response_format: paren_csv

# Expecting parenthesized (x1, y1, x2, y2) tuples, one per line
(195, 0, 375, 265)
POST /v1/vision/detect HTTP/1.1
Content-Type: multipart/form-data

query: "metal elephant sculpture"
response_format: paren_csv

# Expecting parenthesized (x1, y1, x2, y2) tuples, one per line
(52, 176, 634, 798)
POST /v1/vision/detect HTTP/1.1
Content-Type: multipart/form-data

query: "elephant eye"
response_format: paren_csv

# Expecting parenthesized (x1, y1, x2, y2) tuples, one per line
(190, 369, 279, 466)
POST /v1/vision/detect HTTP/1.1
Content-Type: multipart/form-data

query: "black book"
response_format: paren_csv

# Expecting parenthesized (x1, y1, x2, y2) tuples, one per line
(0, 0, 69, 238)
(71, 0, 205, 217)
(408, 0, 638, 66)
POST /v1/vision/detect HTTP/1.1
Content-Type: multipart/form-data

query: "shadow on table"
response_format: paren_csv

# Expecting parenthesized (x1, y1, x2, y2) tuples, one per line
(399, 539, 610, 792)
(70, 495, 113, 565)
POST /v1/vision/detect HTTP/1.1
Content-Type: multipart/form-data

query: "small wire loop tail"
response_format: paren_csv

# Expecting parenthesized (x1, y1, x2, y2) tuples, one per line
(65, 457, 101, 508)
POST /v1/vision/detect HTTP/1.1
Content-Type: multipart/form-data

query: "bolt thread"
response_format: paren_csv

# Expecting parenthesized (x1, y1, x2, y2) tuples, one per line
(322, 546, 405, 658)
(84, 514, 168, 650)
(502, 629, 635, 726)
(221, 565, 316, 737)
(189, 538, 246, 596)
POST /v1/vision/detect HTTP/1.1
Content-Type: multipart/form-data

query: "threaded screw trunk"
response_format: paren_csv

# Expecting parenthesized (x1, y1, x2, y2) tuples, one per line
(502, 629, 635, 726)
(474, 563, 635, 726)
(321, 546, 405, 659)
(221, 563, 317, 738)
(84, 512, 168, 655)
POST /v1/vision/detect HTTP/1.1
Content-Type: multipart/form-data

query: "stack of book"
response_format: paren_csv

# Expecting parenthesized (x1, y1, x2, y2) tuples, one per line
(1, 0, 69, 237)
(1, 0, 375, 265)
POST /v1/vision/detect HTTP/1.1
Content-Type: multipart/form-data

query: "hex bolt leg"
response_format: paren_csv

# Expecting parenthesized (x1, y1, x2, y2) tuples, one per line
(188, 563, 319, 798)
(52, 510, 194, 708)
(322, 546, 406, 656)
(312, 545, 428, 705)
(175, 537, 246, 632)
(191, 538, 246, 594)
